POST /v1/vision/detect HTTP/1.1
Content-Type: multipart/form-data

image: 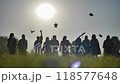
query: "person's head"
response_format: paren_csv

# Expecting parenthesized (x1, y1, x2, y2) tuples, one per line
(46, 37, 49, 41)
(63, 36, 67, 41)
(106, 35, 110, 40)
(92, 34, 96, 39)
(37, 36, 39, 40)
(53, 35, 57, 40)
(9, 33, 14, 38)
(85, 35, 88, 40)
(22, 34, 25, 40)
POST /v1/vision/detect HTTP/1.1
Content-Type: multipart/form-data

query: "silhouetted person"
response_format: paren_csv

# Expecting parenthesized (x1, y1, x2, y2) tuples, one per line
(74, 37, 82, 55)
(43, 37, 51, 55)
(103, 35, 114, 55)
(50, 35, 59, 56)
(34, 30, 43, 54)
(82, 35, 90, 55)
(7, 33, 17, 55)
(90, 34, 101, 56)
(18, 34, 28, 55)
(111, 36, 120, 56)
(60, 36, 71, 56)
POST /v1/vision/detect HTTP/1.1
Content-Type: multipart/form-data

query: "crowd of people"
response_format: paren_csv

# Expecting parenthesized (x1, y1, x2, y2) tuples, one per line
(6, 30, 120, 57)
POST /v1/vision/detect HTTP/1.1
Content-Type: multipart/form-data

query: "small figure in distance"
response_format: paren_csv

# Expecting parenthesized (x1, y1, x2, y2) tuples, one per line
(90, 34, 101, 56)
(34, 30, 43, 54)
(103, 35, 114, 55)
(60, 36, 71, 56)
(18, 34, 28, 55)
(7, 33, 17, 55)
(50, 35, 59, 56)
(43, 37, 51, 56)
(82, 35, 90, 55)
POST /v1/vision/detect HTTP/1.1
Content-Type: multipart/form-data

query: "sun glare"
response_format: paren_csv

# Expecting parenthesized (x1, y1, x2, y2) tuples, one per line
(36, 4, 55, 20)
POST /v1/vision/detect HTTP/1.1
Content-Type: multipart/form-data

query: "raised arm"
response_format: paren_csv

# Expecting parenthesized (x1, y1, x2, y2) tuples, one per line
(40, 30, 42, 37)
(40, 30, 43, 44)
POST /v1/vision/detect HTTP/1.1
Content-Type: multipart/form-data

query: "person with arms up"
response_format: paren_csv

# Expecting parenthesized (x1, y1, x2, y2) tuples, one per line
(34, 30, 43, 54)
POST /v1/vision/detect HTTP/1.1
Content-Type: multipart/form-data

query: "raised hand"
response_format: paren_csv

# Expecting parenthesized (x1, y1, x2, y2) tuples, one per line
(40, 30, 42, 33)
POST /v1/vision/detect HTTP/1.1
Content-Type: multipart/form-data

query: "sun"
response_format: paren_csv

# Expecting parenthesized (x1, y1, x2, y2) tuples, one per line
(36, 4, 55, 20)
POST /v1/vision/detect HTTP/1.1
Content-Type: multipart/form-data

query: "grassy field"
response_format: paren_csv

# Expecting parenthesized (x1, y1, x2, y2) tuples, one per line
(0, 53, 120, 68)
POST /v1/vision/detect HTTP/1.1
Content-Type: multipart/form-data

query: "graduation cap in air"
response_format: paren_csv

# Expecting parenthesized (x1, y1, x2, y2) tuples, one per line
(81, 32, 86, 36)
(54, 23, 58, 28)
(99, 34, 103, 38)
(89, 13, 94, 17)
(30, 29, 35, 33)
(78, 32, 86, 38)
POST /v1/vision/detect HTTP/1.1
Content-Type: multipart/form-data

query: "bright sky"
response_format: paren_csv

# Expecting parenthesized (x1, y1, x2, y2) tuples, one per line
(0, 0, 120, 52)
